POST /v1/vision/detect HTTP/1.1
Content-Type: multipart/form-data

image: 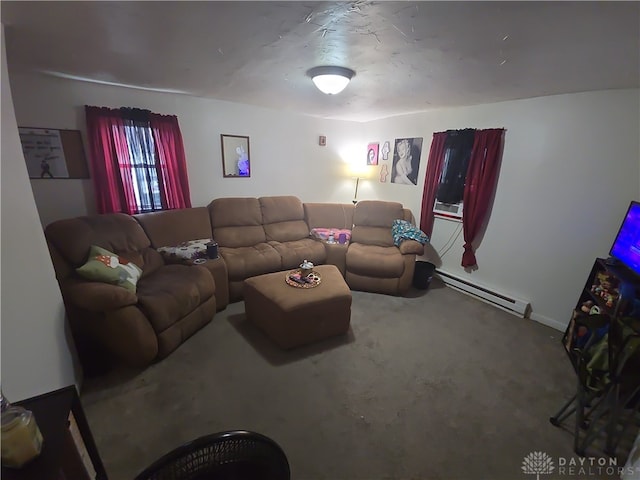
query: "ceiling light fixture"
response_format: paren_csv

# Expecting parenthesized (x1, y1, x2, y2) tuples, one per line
(307, 66, 355, 95)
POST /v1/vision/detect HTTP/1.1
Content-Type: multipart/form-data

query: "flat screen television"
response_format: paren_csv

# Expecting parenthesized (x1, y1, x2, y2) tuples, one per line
(610, 201, 640, 276)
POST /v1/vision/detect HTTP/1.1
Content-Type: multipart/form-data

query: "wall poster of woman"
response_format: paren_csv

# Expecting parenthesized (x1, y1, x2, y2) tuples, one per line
(367, 143, 379, 165)
(391, 137, 423, 185)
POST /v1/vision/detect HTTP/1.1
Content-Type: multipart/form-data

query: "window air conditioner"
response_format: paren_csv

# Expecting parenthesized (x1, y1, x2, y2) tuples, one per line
(433, 199, 463, 219)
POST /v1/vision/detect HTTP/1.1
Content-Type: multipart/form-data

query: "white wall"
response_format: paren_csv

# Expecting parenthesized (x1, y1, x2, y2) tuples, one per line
(1, 26, 77, 401)
(365, 89, 640, 329)
(8, 69, 639, 331)
(8, 71, 363, 227)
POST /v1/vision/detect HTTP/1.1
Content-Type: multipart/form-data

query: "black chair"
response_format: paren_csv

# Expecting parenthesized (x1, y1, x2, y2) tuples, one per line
(134, 430, 291, 480)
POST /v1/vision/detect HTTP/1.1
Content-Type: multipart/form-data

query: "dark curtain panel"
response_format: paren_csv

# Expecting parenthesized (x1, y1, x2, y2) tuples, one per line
(461, 128, 505, 268)
(150, 114, 192, 210)
(84, 106, 138, 214)
(419, 132, 448, 238)
(436, 129, 475, 205)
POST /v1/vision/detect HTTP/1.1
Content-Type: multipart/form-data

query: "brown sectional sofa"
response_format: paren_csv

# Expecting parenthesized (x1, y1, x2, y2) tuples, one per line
(44, 195, 424, 372)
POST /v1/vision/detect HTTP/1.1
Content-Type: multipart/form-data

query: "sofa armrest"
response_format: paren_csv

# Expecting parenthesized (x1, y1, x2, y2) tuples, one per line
(62, 279, 138, 312)
(399, 239, 424, 256)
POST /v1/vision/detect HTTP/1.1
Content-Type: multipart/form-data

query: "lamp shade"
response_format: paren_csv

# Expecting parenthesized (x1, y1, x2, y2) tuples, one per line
(307, 66, 355, 95)
(346, 162, 375, 179)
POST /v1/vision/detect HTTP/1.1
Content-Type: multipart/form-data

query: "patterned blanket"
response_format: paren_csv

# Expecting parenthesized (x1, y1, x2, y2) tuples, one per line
(391, 219, 430, 247)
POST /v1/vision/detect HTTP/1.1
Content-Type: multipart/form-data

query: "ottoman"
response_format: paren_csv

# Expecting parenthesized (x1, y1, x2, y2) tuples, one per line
(243, 264, 352, 349)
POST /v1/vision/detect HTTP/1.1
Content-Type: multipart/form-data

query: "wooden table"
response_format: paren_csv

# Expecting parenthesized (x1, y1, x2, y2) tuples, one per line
(1, 386, 107, 480)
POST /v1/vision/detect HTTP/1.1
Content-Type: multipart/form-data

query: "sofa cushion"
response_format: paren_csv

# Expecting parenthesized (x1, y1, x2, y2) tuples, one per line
(76, 245, 143, 293)
(269, 239, 327, 270)
(264, 220, 310, 243)
(45, 213, 151, 268)
(209, 198, 266, 247)
(213, 225, 266, 248)
(261, 196, 310, 242)
(353, 200, 404, 228)
(219, 243, 282, 281)
(399, 240, 425, 255)
(304, 203, 354, 230)
(351, 201, 405, 246)
(260, 196, 304, 224)
(136, 264, 215, 333)
(135, 207, 212, 249)
(62, 278, 138, 312)
(351, 226, 395, 247)
(346, 243, 405, 278)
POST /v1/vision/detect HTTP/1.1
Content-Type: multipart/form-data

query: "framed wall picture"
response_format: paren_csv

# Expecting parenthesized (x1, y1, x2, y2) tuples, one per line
(221, 134, 250, 178)
(381, 141, 391, 160)
(367, 142, 379, 165)
(19, 127, 89, 179)
(391, 137, 423, 186)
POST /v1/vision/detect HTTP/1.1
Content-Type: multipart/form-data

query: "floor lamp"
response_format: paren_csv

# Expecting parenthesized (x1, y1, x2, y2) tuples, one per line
(348, 164, 374, 204)
(352, 177, 361, 204)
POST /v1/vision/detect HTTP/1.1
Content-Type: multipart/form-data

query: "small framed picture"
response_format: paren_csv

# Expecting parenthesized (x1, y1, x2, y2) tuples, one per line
(367, 142, 379, 165)
(319, 135, 327, 146)
(221, 134, 250, 178)
(19, 127, 89, 179)
(381, 141, 391, 160)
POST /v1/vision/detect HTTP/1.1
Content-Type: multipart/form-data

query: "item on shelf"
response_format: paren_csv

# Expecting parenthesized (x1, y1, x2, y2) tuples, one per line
(590, 271, 621, 309)
(1, 391, 43, 468)
(563, 258, 640, 358)
(580, 300, 594, 313)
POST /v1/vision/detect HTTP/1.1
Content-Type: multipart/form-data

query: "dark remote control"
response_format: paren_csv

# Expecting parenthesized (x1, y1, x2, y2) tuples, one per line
(289, 275, 306, 285)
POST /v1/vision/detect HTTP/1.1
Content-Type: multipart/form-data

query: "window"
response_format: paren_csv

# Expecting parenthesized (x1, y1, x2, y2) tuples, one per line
(122, 122, 163, 212)
(420, 127, 504, 267)
(433, 129, 475, 219)
(85, 106, 191, 215)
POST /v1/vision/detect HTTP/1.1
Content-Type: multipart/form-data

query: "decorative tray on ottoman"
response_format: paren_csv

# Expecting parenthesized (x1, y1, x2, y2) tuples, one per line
(286, 269, 322, 289)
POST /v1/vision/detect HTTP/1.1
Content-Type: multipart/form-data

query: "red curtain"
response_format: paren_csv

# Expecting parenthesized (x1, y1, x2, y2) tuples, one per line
(85, 106, 192, 214)
(85, 106, 138, 214)
(150, 114, 192, 210)
(461, 128, 504, 268)
(419, 132, 448, 238)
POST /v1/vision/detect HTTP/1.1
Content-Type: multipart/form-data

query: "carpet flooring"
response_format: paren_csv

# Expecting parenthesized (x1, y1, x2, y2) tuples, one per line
(81, 278, 636, 480)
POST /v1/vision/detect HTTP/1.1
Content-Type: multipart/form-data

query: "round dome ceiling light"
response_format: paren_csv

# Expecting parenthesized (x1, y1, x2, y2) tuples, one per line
(307, 66, 355, 95)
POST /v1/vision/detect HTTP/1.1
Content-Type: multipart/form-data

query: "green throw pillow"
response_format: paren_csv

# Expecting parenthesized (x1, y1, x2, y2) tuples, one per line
(76, 245, 142, 293)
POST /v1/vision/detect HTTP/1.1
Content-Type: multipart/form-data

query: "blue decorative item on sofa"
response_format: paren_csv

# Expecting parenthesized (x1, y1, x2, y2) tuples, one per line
(391, 219, 429, 247)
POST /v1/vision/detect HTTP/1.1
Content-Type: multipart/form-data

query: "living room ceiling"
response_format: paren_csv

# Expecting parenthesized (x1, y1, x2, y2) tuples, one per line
(2, 1, 639, 122)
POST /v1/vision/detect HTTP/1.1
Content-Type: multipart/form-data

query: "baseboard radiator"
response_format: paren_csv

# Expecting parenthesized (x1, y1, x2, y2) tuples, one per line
(436, 270, 531, 318)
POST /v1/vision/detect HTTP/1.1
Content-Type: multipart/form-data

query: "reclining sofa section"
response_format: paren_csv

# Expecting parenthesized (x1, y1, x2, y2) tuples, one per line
(44, 195, 424, 371)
